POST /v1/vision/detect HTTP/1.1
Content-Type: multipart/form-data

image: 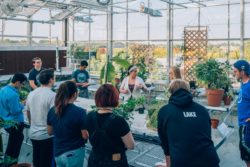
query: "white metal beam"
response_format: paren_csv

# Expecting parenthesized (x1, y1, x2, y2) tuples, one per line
(0, 16, 55, 24)
(160, 0, 188, 8)
(189, 0, 206, 7)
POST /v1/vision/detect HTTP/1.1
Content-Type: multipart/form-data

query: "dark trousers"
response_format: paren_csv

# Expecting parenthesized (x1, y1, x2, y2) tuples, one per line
(31, 138, 54, 167)
(5, 123, 24, 159)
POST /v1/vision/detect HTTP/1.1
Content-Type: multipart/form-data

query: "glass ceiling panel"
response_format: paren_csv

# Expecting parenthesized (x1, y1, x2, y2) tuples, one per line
(0, 0, 248, 21)
(150, 0, 168, 9)
(18, 7, 40, 17)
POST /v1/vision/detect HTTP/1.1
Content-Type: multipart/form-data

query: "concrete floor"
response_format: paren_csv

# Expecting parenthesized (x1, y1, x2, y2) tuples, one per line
(217, 118, 246, 167)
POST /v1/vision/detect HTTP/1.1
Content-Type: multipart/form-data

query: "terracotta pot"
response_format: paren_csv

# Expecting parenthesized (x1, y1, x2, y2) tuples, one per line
(223, 96, 231, 105)
(211, 118, 219, 129)
(11, 163, 32, 167)
(206, 89, 224, 107)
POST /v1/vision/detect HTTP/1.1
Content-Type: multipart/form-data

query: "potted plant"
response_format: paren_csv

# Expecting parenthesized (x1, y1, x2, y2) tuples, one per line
(221, 62, 234, 106)
(194, 59, 228, 107)
(210, 110, 221, 129)
(211, 118, 219, 129)
(223, 88, 234, 105)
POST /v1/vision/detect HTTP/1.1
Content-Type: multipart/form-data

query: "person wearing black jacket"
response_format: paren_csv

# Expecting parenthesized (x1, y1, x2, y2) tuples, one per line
(157, 79, 220, 167)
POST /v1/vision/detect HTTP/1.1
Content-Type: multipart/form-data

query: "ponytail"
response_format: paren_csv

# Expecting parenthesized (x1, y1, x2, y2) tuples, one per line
(55, 81, 77, 116)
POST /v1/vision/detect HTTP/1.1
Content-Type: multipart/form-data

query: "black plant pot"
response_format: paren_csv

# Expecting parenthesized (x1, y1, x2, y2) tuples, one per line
(138, 108, 145, 114)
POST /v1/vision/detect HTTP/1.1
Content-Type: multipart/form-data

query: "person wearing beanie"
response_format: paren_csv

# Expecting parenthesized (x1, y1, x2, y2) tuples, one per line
(233, 59, 250, 167)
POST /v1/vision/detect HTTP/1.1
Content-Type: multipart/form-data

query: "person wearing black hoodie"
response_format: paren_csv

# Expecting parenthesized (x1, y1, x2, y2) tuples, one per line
(157, 79, 220, 167)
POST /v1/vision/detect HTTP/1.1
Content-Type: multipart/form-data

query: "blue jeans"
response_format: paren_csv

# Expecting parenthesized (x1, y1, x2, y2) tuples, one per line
(55, 147, 85, 167)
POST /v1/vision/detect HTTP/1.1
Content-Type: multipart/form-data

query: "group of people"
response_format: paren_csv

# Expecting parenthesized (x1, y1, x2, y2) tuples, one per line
(0, 58, 250, 167)
(156, 60, 250, 167)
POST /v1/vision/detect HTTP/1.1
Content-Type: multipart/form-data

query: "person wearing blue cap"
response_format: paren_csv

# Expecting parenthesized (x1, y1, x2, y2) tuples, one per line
(233, 59, 250, 167)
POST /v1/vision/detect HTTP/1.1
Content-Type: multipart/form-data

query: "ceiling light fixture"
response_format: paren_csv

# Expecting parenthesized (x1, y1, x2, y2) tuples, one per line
(140, 2, 162, 17)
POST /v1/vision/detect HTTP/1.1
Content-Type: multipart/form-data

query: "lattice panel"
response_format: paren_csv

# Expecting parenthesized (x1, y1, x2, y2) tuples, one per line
(129, 43, 155, 64)
(184, 26, 208, 81)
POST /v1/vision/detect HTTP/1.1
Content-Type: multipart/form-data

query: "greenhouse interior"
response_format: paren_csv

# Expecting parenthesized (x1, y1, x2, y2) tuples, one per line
(0, 0, 250, 166)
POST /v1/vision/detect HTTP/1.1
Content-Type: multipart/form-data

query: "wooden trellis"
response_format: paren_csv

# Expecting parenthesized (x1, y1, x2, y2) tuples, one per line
(129, 43, 155, 64)
(184, 26, 208, 81)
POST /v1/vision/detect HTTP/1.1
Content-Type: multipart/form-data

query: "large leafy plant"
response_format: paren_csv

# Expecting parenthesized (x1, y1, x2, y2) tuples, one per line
(100, 54, 130, 84)
(100, 61, 116, 84)
(194, 59, 228, 89)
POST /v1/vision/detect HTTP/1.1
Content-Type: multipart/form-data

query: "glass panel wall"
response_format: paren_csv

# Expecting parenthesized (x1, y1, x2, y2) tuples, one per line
(245, 41, 250, 61)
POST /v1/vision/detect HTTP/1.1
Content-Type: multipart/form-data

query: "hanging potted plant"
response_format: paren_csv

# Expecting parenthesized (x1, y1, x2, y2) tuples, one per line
(194, 59, 228, 107)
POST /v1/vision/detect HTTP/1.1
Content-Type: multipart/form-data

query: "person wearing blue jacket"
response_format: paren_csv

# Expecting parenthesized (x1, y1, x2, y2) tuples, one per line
(234, 60, 250, 167)
(0, 73, 27, 164)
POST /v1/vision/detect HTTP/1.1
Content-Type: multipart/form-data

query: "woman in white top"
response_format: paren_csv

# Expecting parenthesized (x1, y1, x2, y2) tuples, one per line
(120, 65, 148, 101)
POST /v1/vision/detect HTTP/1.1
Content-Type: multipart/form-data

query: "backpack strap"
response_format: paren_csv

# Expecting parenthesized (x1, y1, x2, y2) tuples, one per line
(90, 112, 116, 139)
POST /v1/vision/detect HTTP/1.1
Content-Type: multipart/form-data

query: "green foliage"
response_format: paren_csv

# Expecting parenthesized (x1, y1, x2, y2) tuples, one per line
(100, 61, 116, 84)
(90, 97, 146, 121)
(194, 59, 228, 89)
(0, 78, 11, 88)
(136, 57, 149, 81)
(0, 78, 30, 102)
(112, 57, 130, 68)
(147, 100, 166, 129)
(224, 88, 234, 98)
(100, 52, 131, 84)
(149, 110, 158, 129)
(116, 97, 146, 120)
(19, 83, 31, 101)
(0, 118, 18, 129)
(68, 44, 97, 59)
(112, 54, 131, 82)
(19, 90, 29, 101)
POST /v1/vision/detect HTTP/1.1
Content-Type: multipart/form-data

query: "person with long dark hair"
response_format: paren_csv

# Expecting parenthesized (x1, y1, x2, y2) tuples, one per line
(47, 81, 88, 167)
(86, 84, 135, 167)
